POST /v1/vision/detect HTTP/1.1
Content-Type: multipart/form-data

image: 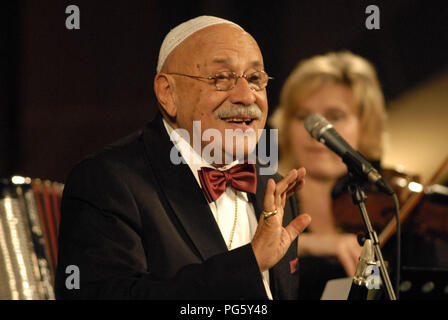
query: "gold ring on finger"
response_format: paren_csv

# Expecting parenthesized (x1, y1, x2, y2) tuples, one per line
(262, 209, 278, 219)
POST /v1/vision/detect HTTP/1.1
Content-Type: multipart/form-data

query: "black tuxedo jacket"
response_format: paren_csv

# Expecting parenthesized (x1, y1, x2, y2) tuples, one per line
(55, 114, 300, 299)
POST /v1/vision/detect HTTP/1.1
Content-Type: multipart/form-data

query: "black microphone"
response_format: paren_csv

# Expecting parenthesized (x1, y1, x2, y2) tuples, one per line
(304, 113, 394, 195)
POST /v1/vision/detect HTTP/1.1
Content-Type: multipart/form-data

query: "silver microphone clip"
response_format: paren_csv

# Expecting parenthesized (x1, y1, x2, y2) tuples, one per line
(353, 239, 378, 287)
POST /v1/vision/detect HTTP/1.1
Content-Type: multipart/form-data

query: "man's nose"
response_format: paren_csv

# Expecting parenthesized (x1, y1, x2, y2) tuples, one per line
(228, 77, 257, 106)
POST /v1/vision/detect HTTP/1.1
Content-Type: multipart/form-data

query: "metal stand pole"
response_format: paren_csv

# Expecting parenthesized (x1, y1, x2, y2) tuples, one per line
(348, 175, 397, 300)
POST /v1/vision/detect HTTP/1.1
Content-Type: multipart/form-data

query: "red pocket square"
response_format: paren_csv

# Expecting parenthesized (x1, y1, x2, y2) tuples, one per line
(289, 257, 299, 274)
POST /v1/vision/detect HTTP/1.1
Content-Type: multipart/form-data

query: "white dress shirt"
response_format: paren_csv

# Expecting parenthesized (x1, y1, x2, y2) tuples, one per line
(163, 119, 273, 299)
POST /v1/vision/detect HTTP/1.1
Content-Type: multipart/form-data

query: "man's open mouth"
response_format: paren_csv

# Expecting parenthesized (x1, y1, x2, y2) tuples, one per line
(220, 117, 256, 126)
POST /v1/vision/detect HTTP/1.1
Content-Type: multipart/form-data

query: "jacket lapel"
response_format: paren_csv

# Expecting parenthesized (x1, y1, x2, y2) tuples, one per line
(142, 114, 227, 261)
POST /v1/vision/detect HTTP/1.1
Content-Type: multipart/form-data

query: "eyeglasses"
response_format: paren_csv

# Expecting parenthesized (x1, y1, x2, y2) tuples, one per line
(166, 70, 273, 91)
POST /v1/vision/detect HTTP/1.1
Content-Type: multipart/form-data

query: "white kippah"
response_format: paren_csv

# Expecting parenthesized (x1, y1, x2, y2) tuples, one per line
(156, 15, 244, 73)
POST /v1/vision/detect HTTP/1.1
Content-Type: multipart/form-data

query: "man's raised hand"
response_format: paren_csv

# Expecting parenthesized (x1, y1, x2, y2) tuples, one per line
(251, 168, 311, 272)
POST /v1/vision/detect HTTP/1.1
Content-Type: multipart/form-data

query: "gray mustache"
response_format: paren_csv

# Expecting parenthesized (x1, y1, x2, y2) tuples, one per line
(214, 104, 262, 120)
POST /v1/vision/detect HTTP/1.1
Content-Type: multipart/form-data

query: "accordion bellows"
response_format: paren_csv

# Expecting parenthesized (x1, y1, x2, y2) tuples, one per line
(0, 177, 62, 300)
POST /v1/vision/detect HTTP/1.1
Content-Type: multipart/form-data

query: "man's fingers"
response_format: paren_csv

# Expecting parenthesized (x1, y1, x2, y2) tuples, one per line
(296, 167, 306, 179)
(285, 213, 311, 241)
(263, 178, 277, 212)
(278, 168, 306, 199)
(263, 168, 307, 222)
(265, 170, 297, 212)
(284, 180, 298, 197)
(274, 170, 298, 197)
(273, 170, 299, 209)
(285, 178, 305, 198)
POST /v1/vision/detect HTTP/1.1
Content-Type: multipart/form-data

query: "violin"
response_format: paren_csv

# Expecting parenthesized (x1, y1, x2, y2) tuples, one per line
(333, 157, 448, 249)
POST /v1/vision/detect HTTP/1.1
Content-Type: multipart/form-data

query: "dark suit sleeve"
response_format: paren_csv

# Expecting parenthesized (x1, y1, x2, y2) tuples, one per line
(55, 157, 267, 300)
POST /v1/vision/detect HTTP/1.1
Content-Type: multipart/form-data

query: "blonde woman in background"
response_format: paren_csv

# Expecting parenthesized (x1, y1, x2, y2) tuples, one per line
(270, 51, 388, 298)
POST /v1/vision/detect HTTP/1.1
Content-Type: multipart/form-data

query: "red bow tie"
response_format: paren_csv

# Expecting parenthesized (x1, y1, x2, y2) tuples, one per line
(198, 163, 257, 203)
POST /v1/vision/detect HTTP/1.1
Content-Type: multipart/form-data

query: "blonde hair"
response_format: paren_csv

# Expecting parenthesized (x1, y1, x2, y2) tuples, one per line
(270, 51, 387, 173)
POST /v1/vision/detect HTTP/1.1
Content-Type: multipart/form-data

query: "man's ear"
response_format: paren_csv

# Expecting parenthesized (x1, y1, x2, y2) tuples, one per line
(154, 73, 177, 118)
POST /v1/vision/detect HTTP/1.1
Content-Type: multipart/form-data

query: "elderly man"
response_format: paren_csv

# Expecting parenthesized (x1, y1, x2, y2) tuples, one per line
(55, 16, 311, 300)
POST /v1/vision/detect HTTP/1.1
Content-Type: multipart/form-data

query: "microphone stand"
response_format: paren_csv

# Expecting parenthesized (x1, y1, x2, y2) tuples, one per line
(347, 173, 397, 300)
